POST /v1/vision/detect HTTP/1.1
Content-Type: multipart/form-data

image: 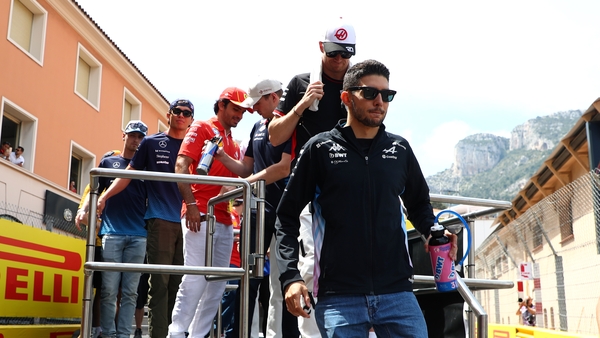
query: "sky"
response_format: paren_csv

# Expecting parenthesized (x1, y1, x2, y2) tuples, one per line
(76, 0, 600, 177)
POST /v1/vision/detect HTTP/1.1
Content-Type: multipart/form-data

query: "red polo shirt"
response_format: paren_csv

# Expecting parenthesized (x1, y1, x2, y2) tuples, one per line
(179, 116, 241, 225)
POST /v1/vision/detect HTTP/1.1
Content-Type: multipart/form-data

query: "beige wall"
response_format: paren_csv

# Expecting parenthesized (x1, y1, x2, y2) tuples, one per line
(0, 0, 169, 207)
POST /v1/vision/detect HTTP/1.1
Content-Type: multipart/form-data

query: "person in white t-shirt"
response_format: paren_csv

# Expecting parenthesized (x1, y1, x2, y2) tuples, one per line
(9, 146, 24, 167)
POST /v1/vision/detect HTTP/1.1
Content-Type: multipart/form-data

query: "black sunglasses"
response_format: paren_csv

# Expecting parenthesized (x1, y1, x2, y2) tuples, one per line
(346, 86, 397, 102)
(171, 107, 193, 118)
(326, 51, 352, 59)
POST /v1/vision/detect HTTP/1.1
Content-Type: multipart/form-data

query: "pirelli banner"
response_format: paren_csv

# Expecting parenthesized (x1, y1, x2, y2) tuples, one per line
(0, 219, 84, 318)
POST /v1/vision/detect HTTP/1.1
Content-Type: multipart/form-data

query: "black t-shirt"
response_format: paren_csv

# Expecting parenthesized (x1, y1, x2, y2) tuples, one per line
(276, 72, 347, 160)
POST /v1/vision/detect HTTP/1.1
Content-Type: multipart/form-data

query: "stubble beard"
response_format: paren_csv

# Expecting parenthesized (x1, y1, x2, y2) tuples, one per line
(350, 98, 386, 128)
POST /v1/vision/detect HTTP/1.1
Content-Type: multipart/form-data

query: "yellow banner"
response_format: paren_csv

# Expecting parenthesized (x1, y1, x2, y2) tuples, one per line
(0, 219, 85, 318)
(0, 325, 78, 338)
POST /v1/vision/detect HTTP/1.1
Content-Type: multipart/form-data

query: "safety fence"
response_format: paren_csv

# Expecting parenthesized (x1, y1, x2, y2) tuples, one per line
(475, 171, 600, 336)
(0, 200, 86, 239)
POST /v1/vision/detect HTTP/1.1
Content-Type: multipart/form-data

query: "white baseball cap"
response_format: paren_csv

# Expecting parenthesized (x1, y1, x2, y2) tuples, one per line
(241, 79, 283, 107)
(322, 22, 356, 55)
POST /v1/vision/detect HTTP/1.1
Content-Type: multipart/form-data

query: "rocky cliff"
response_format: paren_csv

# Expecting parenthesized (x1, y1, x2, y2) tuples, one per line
(453, 134, 509, 176)
(427, 110, 582, 201)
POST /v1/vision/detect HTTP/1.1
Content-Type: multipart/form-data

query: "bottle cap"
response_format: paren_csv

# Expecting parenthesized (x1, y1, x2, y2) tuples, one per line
(430, 224, 444, 232)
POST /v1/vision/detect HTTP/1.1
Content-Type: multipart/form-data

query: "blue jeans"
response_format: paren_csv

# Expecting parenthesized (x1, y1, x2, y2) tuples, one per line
(101, 235, 147, 338)
(315, 292, 428, 338)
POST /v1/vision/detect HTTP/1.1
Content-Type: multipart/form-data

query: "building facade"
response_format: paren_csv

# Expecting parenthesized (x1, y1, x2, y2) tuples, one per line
(476, 99, 600, 335)
(0, 0, 169, 229)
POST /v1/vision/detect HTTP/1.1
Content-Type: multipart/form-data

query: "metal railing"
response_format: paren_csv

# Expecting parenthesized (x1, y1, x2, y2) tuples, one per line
(81, 168, 265, 338)
(419, 194, 514, 338)
(79, 167, 512, 338)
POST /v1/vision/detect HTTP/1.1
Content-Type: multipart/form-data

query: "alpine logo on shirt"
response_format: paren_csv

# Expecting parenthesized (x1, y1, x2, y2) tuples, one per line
(383, 142, 403, 160)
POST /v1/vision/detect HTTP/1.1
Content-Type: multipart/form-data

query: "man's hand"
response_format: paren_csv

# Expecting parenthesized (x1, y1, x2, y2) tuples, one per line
(96, 196, 106, 217)
(424, 232, 458, 261)
(74, 209, 88, 231)
(297, 81, 324, 111)
(214, 145, 225, 159)
(185, 205, 203, 232)
(284, 281, 311, 318)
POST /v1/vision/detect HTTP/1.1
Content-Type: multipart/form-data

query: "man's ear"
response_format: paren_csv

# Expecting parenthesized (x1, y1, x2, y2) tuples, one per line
(340, 91, 351, 106)
(319, 41, 325, 53)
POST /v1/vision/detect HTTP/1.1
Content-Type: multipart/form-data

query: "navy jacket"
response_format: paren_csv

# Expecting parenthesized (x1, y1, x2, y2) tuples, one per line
(276, 121, 434, 296)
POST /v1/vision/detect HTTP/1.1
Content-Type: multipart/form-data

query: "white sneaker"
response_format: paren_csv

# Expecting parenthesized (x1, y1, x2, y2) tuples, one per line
(91, 327, 102, 338)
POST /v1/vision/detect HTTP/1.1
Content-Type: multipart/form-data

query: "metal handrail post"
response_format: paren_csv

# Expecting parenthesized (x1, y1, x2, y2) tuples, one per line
(80, 175, 100, 338)
(205, 185, 249, 276)
(253, 180, 266, 278)
(238, 183, 252, 338)
(456, 275, 487, 338)
(467, 218, 476, 338)
(413, 275, 495, 338)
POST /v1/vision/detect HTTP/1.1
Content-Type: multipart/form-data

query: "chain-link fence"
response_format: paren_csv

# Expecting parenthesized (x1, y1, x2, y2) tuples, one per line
(0, 200, 87, 239)
(475, 171, 600, 335)
(0, 201, 84, 325)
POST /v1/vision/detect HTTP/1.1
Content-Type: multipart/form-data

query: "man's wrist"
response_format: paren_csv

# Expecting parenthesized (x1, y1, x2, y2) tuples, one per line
(292, 107, 303, 118)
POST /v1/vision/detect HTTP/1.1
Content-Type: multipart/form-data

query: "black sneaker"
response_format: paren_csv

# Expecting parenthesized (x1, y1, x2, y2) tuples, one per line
(134, 328, 142, 338)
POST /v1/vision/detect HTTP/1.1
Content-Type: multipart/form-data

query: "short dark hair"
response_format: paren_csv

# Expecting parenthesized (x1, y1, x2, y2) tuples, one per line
(273, 89, 284, 98)
(213, 99, 231, 115)
(2, 141, 10, 147)
(260, 89, 284, 102)
(16, 146, 24, 152)
(343, 59, 390, 90)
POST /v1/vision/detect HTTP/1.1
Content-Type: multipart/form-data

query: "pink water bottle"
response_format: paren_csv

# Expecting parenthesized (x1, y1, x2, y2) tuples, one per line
(429, 224, 457, 292)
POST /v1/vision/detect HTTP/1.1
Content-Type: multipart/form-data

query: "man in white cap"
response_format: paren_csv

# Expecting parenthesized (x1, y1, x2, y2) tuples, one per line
(215, 79, 292, 337)
(268, 19, 357, 337)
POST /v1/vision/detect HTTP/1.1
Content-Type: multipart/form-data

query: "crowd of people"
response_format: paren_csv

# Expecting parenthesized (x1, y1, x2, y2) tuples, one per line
(73, 19, 450, 338)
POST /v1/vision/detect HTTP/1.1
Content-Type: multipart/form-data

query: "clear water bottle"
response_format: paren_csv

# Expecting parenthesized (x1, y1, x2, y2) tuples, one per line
(429, 224, 457, 292)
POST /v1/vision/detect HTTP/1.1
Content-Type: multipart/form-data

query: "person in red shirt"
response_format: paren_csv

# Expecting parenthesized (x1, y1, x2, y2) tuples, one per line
(168, 87, 252, 338)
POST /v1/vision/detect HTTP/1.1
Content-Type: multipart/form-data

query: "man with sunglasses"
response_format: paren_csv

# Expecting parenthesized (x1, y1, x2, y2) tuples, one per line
(168, 88, 252, 338)
(98, 100, 194, 338)
(268, 20, 356, 337)
(276, 60, 439, 337)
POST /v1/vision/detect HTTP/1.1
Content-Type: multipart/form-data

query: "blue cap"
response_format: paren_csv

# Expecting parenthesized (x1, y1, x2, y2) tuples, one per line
(170, 99, 194, 115)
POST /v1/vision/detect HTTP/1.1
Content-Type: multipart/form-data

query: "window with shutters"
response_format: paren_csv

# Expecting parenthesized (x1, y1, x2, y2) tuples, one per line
(122, 88, 142, 131)
(75, 44, 102, 110)
(8, 0, 47, 65)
